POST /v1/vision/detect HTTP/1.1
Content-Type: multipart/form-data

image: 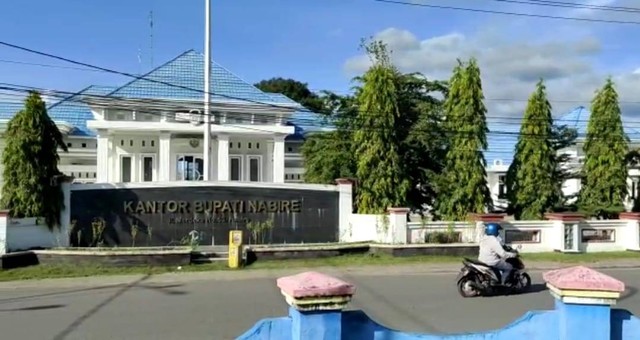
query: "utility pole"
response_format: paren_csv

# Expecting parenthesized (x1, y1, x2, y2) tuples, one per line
(203, 0, 212, 181)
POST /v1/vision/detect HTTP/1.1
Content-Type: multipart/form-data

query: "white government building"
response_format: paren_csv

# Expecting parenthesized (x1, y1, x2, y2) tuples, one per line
(0, 49, 639, 209)
(0, 50, 321, 185)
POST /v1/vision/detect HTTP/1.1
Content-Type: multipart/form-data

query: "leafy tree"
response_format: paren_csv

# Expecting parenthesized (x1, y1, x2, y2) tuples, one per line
(352, 40, 410, 213)
(299, 39, 448, 213)
(506, 80, 561, 219)
(254, 77, 326, 113)
(397, 74, 448, 213)
(577, 78, 629, 218)
(434, 58, 492, 220)
(1, 91, 68, 229)
(300, 92, 358, 184)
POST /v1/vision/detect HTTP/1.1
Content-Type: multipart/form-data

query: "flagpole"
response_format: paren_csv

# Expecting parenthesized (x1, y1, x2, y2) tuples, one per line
(203, 0, 212, 181)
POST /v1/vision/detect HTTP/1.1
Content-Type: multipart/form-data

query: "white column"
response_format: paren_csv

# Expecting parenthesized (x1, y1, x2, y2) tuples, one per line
(96, 133, 109, 183)
(272, 135, 285, 183)
(266, 140, 274, 182)
(0, 211, 7, 254)
(158, 133, 172, 181)
(57, 179, 71, 247)
(337, 179, 353, 242)
(572, 222, 580, 252)
(217, 134, 229, 181)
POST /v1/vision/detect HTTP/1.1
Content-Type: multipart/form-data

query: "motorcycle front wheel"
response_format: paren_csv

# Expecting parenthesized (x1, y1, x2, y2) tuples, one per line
(457, 276, 478, 298)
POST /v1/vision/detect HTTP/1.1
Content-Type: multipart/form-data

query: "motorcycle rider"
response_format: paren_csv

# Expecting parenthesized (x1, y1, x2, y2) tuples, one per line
(478, 223, 517, 285)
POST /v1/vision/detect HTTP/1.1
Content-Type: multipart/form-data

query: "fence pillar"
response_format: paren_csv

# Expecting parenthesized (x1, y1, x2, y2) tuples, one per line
(544, 266, 625, 340)
(57, 177, 73, 247)
(336, 178, 354, 243)
(0, 210, 7, 255)
(387, 207, 409, 244)
(619, 212, 640, 251)
(545, 213, 584, 253)
(276, 271, 355, 340)
(469, 213, 506, 242)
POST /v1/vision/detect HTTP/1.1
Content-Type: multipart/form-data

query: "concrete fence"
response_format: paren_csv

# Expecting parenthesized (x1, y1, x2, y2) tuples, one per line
(342, 206, 640, 253)
(238, 266, 639, 339)
(0, 180, 71, 254)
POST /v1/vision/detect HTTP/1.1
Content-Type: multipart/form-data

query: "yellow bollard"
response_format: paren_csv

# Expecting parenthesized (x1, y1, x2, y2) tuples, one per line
(228, 230, 243, 269)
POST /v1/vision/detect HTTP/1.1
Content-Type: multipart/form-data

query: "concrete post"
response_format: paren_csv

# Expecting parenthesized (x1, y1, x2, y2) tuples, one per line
(58, 178, 72, 247)
(619, 212, 640, 251)
(545, 213, 585, 253)
(387, 207, 409, 244)
(469, 213, 506, 242)
(336, 178, 353, 242)
(543, 266, 625, 340)
(0, 210, 7, 254)
(276, 271, 355, 340)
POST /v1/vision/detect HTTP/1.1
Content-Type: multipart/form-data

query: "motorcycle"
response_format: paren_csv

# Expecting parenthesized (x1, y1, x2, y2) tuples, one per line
(456, 244, 532, 298)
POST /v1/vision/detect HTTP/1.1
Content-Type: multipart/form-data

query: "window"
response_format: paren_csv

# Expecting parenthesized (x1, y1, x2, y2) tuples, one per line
(176, 155, 203, 181)
(120, 156, 132, 183)
(498, 175, 507, 199)
(631, 177, 639, 200)
(581, 228, 615, 243)
(248, 156, 261, 182)
(230, 156, 242, 181)
(141, 156, 154, 182)
(505, 230, 541, 243)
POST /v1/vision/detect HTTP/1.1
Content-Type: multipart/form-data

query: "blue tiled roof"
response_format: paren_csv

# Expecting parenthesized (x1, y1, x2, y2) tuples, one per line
(0, 102, 24, 120)
(0, 86, 114, 136)
(49, 85, 116, 136)
(108, 50, 295, 106)
(261, 92, 331, 134)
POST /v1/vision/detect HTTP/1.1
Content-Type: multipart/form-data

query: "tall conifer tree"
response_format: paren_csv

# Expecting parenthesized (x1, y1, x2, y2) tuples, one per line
(578, 78, 629, 217)
(434, 58, 492, 220)
(1, 91, 68, 229)
(353, 41, 410, 213)
(506, 80, 560, 219)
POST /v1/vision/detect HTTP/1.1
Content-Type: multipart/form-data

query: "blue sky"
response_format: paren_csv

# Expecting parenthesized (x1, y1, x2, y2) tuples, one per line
(0, 0, 639, 115)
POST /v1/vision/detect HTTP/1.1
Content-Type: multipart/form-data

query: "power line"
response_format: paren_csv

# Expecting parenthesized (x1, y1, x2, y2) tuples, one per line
(0, 40, 304, 113)
(0, 41, 637, 136)
(373, 0, 640, 24)
(523, 0, 640, 12)
(486, 0, 640, 13)
(1, 57, 632, 105)
(2, 82, 640, 132)
(0, 82, 637, 142)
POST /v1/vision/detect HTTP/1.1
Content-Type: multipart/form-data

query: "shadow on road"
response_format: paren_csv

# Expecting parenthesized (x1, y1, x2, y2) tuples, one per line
(52, 275, 151, 340)
(620, 286, 637, 301)
(0, 283, 187, 305)
(0, 304, 66, 312)
(522, 283, 548, 295)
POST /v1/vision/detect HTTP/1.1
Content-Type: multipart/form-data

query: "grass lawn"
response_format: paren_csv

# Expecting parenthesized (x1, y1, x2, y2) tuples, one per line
(1, 251, 639, 282)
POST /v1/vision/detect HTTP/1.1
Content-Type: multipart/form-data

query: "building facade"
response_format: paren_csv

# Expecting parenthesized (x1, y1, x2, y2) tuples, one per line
(0, 50, 314, 186)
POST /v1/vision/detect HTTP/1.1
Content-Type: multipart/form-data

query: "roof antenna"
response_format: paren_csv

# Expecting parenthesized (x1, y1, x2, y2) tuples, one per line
(149, 10, 154, 69)
(137, 46, 143, 75)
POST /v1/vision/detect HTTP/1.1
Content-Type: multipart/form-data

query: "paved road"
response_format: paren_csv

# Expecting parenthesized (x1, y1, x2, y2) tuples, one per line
(0, 265, 638, 340)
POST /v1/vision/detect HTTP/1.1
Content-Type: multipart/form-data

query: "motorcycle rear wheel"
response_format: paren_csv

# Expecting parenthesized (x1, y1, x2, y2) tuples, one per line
(457, 277, 478, 298)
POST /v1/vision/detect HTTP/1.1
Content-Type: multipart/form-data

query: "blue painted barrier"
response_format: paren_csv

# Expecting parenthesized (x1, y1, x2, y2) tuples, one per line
(237, 268, 640, 340)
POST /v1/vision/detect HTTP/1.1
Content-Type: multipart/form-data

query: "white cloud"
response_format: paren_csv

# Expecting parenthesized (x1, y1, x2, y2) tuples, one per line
(343, 27, 640, 118)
